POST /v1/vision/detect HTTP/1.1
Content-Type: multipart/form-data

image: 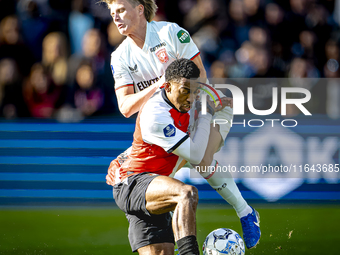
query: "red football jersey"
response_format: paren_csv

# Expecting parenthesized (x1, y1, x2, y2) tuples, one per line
(106, 89, 190, 186)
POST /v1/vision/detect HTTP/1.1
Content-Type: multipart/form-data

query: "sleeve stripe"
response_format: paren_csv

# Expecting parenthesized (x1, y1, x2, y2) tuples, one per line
(167, 134, 189, 153)
(115, 84, 134, 91)
(190, 52, 201, 60)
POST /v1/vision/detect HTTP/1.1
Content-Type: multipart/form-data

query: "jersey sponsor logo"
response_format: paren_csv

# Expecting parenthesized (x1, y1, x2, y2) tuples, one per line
(150, 42, 167, 52)
(128, 64, 138, 73)
(163, 124, 176, 137)
(177, 30, 190, 43)
(136, 76, 162, 91)
(156, 48, 169, 64)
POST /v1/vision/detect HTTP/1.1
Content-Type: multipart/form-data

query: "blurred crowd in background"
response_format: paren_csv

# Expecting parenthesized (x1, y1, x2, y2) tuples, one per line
(0, 0, 340, 121)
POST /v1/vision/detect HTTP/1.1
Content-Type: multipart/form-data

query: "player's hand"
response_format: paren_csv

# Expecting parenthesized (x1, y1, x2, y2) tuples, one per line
(222, 97, 233, 108)
(195, 98, 220, 115)
(106, 159, 118, 186)
(214, 97, 232, 112)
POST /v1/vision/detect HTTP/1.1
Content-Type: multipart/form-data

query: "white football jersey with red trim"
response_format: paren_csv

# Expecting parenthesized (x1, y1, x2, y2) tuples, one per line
(111, 21, 200, 92)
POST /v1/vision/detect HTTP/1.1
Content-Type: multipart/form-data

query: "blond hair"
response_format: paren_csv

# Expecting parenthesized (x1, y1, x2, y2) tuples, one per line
(101, 0, 157, 22)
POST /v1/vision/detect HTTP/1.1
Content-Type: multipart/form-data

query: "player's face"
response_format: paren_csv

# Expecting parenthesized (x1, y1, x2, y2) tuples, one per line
(109, 0, 141, 36)
(167, 78, 199, 113)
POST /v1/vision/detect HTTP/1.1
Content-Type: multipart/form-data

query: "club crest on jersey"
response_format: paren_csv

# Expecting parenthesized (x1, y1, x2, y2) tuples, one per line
(163, 124, 176, 137)
(156, 48, 169, 64)
(128, 64, 138, 73)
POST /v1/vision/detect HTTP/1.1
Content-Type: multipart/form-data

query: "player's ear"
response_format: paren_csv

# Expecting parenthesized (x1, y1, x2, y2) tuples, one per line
(138, 4, 144, 15)
(164, 82, 171, 93)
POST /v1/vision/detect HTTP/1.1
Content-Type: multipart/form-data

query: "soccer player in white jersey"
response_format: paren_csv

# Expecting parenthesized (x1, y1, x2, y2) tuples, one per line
(103, 0, 260, 249)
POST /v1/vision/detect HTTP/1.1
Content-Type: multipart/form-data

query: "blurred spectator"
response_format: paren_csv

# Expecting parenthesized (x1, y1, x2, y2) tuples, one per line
(23, 63, 65, 118)
(210, 60, 227, 78)
(251, 48, 271, 77)
(243, 0, 264, 26)
(68, 28, 107, 86)
(228, 41, 256, 78)
(232, 43, 283, 78)
(42, 31, 68, 87)
(325, 39, 340, 60)
(0, 58, 28, 118)
(284, 0, 309, 47)
(324, 39, 340, 77)
(81, 28, 107, 75)
(47, 0, 72, 34)
(68, 0, 94, 54)
(291, 30, 316, 62)
(248, 26, 268, 48)
(287, 57, 319, 78)
(285, 57, 324, 116)
(264, 3, 285, 41)
(107, 21, 125, 51)
(324, 58, 340, 78)
(183, 0, 221, 33)
(223, 0, 250, 48)
(58, 61, 106, 122)
(264, 2, 290, 63)
(307, 4, 333, 70)
(72, 61, 104, 116)
(17, 0, 50, 60)
(0, 15, 36, 76)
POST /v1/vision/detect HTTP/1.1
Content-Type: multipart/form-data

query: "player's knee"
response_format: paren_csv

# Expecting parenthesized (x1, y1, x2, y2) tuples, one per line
(179, 185, 199, 207)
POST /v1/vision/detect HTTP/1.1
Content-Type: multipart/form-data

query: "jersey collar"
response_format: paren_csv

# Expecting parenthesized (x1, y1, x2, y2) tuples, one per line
(127, 22, 149, 53)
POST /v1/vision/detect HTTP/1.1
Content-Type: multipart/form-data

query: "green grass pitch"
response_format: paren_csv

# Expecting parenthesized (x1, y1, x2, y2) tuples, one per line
(1, 204, 339, 255)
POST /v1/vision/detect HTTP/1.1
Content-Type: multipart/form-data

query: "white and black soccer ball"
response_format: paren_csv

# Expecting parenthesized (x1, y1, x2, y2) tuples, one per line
(202, 228, 245, 255)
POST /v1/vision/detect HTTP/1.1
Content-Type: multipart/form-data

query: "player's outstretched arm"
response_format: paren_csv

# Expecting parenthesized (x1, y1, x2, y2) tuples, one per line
(173, 103, 215, 165)
(191, 55, 207, 81)
(116, 76, 166, 117)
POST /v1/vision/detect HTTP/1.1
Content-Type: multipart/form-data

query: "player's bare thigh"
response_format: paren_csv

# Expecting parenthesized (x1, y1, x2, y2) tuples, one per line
(138, 242, 175, 255)
(145, 175, 197, 215)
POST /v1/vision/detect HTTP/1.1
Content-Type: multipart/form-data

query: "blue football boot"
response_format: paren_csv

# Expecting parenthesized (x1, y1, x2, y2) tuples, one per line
(240, 207, 261, 249)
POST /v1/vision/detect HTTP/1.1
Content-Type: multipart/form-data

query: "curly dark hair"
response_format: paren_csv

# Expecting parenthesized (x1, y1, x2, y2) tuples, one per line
(165, 58, 200, 83)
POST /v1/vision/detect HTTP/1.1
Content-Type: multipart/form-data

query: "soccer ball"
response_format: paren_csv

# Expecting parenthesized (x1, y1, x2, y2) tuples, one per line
(202, 228, 245, 255)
